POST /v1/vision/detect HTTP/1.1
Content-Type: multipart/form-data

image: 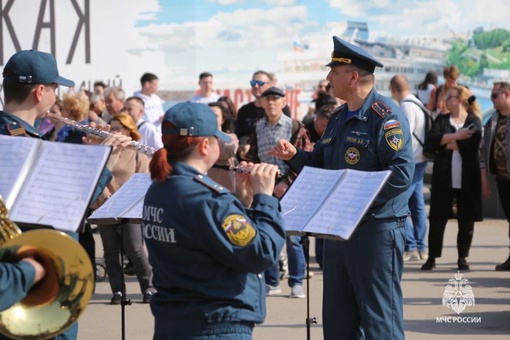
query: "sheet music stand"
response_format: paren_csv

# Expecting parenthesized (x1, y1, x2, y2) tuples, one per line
(300, 233, 317, 340)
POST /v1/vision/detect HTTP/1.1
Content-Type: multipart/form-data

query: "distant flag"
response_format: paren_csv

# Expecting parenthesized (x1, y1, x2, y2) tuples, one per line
(293, 34, 307, 53)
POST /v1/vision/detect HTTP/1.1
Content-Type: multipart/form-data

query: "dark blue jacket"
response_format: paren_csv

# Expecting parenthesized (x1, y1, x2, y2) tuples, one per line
(143, 161, 285, 336)
(289, 89, 414, 224)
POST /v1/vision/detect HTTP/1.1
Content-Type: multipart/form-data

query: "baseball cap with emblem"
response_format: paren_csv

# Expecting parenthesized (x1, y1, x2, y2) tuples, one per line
(2, 50, 75, 87)
(162, 102, 231, 143)
(326, 36, 384, 74)
(261, 86, 285, 98)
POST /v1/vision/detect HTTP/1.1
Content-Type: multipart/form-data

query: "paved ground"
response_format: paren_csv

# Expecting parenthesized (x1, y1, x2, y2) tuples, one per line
(78, 218, 510, 339)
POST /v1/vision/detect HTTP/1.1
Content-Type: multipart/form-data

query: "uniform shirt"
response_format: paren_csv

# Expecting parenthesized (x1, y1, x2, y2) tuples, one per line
(143, 161, 285, 335)
(289, 89, 414, 222)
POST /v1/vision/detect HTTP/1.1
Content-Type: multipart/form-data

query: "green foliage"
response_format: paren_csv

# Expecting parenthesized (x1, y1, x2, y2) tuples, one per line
(473, 29, 510, 49)
(447, 28, 510, 77)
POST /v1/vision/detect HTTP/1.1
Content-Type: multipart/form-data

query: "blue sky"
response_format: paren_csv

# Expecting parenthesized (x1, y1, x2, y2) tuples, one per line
(122, 0, 510, 90)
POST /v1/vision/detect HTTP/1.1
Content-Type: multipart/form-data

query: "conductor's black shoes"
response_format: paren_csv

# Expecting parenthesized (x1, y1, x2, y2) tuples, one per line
(421, 257, 436, 270)
(496, 256, 510, 271)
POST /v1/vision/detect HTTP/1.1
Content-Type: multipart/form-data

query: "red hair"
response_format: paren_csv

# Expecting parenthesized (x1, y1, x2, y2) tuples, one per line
(149, 121, 205, 182)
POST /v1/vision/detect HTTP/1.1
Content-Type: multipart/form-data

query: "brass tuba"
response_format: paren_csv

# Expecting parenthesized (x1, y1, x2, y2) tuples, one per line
(0, 196, 94, 339)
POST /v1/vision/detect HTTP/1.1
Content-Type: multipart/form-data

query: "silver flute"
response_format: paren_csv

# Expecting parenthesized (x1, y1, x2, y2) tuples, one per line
(45, 112, 157, 156)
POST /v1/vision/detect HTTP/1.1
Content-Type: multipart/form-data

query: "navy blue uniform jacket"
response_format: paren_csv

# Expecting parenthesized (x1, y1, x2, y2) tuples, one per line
(143, 161, 285, 332)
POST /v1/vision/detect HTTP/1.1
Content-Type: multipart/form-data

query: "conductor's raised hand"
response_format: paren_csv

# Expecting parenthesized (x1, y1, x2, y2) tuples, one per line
(267, 139, 297, 160)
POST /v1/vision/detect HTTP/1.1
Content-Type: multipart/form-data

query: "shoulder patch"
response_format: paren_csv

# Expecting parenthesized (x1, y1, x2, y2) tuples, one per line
(222, 214, 256, 246)
(372, 101, 392, 119)
(383, 119, 401, 130)
(194, 174, 229, 194)
(6, 122, 27, 136)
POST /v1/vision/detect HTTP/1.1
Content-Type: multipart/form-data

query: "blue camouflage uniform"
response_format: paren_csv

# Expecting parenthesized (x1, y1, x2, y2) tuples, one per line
(143, 161, 285, 339)
(289, 89, 414, 340)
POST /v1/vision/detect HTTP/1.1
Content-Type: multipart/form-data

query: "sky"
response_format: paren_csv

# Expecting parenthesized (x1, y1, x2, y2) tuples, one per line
(2, 0, 509, 94)
(128, 0, 510, 90)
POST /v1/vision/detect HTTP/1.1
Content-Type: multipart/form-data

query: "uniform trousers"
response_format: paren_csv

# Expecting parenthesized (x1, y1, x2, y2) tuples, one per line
(98, 223, 152, 293)
(322, 219, 405, 340)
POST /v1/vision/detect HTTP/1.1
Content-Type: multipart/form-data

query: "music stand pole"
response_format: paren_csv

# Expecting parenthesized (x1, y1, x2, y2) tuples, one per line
(300, 234, 317, 340)
(119, 223, 132, 340)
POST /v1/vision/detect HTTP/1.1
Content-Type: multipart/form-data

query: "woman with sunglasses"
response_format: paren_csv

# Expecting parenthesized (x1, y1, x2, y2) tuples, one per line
(422, 86, 483, 271)
(93, 112, 155, 304)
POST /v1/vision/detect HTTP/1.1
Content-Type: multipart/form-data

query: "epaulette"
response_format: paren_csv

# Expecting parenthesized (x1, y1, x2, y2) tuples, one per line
(194, 174, 229, 194)
(371, 101, 392, 119)
(6, 121, 27, 136)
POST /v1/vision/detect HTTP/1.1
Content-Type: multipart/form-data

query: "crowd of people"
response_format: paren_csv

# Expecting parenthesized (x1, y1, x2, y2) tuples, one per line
(1, 33, 510, 339)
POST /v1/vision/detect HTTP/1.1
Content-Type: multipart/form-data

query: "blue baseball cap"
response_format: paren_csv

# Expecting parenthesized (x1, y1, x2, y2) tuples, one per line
(2, 50, 75, 87)
(326, 36, 383, 74)
(162, 102, 232, 143)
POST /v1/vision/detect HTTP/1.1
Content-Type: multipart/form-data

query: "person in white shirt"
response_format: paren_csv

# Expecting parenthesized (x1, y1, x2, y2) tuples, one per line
(390, 74, 429, 262)
(189, 72, 221, 104)
(133, 73, 165, 129)
(123, 96, 163, 150)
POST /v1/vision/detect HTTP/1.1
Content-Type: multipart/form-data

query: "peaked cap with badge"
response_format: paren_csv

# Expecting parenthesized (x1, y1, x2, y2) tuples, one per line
(326, 36, 384, 74)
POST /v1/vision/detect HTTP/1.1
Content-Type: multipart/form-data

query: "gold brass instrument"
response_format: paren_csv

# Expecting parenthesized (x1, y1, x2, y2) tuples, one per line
(45, 112, 157, 156)
(0, 196, 94, 340)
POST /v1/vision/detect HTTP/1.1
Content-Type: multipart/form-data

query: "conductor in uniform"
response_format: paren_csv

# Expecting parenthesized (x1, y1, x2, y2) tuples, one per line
(269, 36, 414, 339)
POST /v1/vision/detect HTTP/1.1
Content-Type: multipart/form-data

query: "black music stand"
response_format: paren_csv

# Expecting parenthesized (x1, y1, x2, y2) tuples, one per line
(118, 222, 132, 340)
(300, 233, 317, 340)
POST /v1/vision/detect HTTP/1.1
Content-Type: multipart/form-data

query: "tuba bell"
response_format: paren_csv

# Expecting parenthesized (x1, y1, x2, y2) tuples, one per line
(0, 196, 94, 340)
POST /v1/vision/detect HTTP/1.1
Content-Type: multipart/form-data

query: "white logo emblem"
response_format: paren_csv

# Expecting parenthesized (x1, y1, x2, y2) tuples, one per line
(442, 271, 475, 314)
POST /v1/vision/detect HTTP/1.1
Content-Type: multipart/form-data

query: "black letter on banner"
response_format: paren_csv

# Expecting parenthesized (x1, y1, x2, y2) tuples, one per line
(33, 0, 56, 56)
(0, 0, 21, 65)
(67, 0, 90, 64)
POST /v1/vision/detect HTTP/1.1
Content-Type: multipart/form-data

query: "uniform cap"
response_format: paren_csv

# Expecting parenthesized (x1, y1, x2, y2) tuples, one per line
(325, 36, 383, 74)
(162, 102, 231, 143)
(2, 50, 75, 87)
(261, 86, 285, 98)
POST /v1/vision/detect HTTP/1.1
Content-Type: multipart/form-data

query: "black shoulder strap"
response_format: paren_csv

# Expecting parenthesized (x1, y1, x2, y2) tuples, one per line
(401, 98, 431, 146)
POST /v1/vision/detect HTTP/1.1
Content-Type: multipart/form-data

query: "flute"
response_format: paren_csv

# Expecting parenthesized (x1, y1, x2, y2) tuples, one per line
(212, 164, 282, 177)
(46, 112, 157, 156)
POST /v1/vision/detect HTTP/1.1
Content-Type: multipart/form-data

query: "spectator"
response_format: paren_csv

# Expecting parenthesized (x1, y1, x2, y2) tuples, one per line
(134, 72, 165, 128)
(218, 95, 238, 119)
(93, 112, 155, 304)
(88, 93, 110, 125)
(104, 86, 125, 118)
(93, 80, 107, 95)
(123, 96, 163, 150)
(245, 86, 312, 299)
(189, 72, 221, 104)
(390, 74, 429, 262)
(422, 86, 483, 271)
(427, 66, 467, 115)
(235, 70, 290, 160)
(480, 81, 510, 271)
(416, 71, 438, 105)
(206, 102, 239, 192)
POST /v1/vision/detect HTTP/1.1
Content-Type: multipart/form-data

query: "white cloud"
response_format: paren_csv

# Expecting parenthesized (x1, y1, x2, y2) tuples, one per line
(265, 0, 296, 6)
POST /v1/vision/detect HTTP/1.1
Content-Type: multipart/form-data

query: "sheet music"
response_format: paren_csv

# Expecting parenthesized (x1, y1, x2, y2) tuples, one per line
(88, 173, 151, 223)
(304, 169, 391, 239)
(280, 166, 344, 232)
(9, 142, 111, 232)
(0, 135, 40, 209)
(122, 198, 145, 220)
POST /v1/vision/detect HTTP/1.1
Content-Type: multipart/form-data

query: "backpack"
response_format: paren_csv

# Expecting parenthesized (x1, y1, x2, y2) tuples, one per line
(401, 98, 436, 160)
